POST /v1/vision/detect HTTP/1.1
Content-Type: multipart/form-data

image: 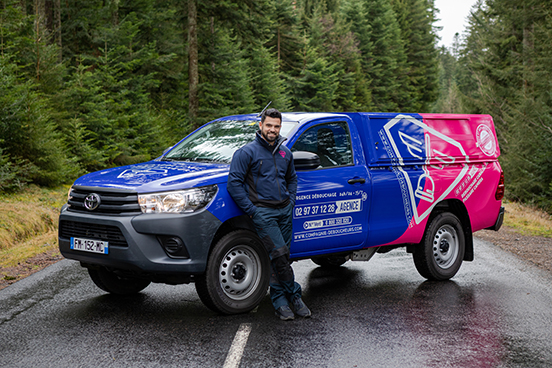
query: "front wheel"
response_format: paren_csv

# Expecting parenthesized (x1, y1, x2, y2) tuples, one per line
(88, 268, 151, 294)
(413, 212, 465, 281)
(195, 230, 270, 314)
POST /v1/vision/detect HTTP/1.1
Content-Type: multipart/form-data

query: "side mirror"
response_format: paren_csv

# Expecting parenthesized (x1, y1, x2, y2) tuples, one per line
(293, 151, 321, 171)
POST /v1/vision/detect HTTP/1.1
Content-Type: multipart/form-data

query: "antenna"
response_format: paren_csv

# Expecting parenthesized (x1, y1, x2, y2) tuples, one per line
(257, 101, 272, 117)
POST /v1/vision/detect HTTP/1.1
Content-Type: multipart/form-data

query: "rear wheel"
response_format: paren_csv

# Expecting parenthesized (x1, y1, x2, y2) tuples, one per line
(195, 230, 270, 314)
(413, 212, 465, 281)
(88, 268, 151, 294)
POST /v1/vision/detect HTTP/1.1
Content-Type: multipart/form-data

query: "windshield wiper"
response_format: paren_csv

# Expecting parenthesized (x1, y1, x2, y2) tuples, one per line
(161, 156, 216, 163)
(159, 157, 191, 162)
(189, 157, 215, 163)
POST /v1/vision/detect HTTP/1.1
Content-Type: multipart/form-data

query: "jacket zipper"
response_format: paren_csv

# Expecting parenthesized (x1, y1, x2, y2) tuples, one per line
(255, 160, 262, 190)
(273, 154, 282, 200)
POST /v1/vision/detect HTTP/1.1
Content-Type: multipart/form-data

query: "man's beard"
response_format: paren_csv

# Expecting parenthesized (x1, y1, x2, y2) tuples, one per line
(262, 131, 277, 143)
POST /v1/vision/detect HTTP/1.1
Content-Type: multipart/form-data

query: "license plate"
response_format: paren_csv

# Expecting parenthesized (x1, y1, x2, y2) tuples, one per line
(70, 237, 109, 255)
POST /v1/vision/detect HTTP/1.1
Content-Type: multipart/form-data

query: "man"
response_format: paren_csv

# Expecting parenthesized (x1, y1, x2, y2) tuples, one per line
(227, 108, 311, 320)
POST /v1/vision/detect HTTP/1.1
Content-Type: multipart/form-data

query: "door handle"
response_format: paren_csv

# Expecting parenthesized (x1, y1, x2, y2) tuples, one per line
(348, 178, 366, 185)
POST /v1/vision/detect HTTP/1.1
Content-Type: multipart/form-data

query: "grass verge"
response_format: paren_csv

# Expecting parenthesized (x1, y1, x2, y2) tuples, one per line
(502, 200, 552, 238)
(0, 185, 68, 269)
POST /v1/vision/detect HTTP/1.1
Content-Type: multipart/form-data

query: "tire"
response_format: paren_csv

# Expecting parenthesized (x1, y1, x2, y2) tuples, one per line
(88, 268, 151, 295)
(413, 212, 465, 281)
(195, 230, 270, 315)
(312, 256, 348, 268)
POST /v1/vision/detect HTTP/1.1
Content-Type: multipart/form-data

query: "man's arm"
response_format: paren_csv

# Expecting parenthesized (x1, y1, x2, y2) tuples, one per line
(286, 155, 298, 206)
(227, 149, 257, 216)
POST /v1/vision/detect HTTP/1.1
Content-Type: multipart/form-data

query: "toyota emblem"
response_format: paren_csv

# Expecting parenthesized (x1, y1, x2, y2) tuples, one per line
(84, 193, 101, 211)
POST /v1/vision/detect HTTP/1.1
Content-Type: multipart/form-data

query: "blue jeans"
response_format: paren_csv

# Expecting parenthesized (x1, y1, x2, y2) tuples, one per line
(251, 203, 302, 310)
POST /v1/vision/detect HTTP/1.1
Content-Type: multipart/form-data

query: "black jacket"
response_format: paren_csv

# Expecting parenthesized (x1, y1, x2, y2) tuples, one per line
(227, 131, 297, 216)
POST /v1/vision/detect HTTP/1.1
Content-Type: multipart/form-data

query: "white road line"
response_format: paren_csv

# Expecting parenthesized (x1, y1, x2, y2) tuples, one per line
(223, 323, 252, 368)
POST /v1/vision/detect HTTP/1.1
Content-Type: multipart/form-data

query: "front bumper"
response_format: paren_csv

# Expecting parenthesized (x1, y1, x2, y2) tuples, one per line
(58, 205, 222, 275)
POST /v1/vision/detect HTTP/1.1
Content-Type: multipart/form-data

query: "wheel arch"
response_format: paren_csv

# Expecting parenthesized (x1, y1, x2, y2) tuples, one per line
(210, 215, 258, 254)
(426, 199, 473, 262)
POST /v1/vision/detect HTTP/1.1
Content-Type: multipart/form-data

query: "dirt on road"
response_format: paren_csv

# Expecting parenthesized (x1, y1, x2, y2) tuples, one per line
(474, 226, 552, 273)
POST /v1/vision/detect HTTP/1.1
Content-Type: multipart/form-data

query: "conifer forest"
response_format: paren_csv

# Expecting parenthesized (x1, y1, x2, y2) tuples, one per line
(1, 0, 551, 212)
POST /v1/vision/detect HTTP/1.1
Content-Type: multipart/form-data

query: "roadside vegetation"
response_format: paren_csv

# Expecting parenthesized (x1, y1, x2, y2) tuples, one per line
(501, 200, 552, 238)
(0, 186, 67, 269)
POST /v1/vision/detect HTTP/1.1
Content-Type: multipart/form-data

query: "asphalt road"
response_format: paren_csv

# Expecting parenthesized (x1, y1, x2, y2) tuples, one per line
(1, 238, 552, 368)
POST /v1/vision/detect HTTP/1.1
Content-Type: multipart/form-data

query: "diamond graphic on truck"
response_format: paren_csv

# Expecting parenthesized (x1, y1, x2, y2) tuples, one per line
(381, 114, 470, 225)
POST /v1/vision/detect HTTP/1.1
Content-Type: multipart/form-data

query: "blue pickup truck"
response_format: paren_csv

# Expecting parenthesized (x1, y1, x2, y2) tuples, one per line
(58, 112, 505, 314)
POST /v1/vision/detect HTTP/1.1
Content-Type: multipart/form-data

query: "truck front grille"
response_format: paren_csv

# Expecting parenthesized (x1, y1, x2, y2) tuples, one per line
(67, 186, 141, 216)
(59, 220, 129, 247)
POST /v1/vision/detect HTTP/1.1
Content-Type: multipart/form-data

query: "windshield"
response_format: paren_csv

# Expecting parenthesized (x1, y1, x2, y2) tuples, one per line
(162, 120, 296, 164)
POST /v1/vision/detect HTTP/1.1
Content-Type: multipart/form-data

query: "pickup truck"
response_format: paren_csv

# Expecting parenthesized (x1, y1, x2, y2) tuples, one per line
(58, 112, 505, 314)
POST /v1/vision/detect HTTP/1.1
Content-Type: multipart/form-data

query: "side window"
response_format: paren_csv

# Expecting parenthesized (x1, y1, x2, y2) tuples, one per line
(291, 122, 353, 168)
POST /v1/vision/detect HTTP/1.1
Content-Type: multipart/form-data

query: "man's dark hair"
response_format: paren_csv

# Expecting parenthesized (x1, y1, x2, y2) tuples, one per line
(261, 108, 282, 123)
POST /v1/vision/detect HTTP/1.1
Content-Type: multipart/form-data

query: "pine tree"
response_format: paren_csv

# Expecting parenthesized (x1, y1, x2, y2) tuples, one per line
(0, 1, 74, 187)
(343, 0, 409, 112)
(292, 43, 339, 111)
(317, 7, 370, 111)
(0, 56, 73, 186)
(264, 0, 304, 76)
(197, 15, 255, 122)
(291, 2, 340, 111)
(432, 46, 464, 113)
(462, 0, 552, 210)
(56, 13, 167, 171)
(247, 43, 291, 111)
(391, 0, 439, 111)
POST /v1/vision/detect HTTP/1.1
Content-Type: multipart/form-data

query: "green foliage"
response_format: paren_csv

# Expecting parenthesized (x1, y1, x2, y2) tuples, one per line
(432, 46, 465, 113)
(0, 147, 37, 192)
(391, 0, 439, 111)
(197, 19, 255, 122)
(1, 0, 444, 195)
(264, 0, 305, 76)
(293, 44, 339, 111)
(248, 44, 291, 111)
(0, 56, 74, 187)
(342, 0, 411, 111)
(459, 0, 552, 212)
(57, 37, 166, 170)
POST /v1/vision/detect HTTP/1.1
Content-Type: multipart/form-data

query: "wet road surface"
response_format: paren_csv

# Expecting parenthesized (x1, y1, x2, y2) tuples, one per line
(1, 238, 551, 367)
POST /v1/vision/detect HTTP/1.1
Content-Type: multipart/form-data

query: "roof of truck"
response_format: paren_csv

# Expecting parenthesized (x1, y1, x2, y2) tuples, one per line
(217, 112, 348, 124)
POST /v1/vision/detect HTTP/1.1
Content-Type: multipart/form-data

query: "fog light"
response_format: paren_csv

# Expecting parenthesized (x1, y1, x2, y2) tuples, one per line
(158, 236, 190, 258)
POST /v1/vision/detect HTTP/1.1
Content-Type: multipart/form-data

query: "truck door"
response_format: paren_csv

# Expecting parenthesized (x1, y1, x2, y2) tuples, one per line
(289, 120, 370, 256)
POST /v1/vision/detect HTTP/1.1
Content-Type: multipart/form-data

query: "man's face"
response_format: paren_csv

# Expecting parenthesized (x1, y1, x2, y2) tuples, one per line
(259, 116, 282, 144)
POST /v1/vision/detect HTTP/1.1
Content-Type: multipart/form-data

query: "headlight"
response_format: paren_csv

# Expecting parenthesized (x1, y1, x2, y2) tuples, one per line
(138, 185, 217, 214)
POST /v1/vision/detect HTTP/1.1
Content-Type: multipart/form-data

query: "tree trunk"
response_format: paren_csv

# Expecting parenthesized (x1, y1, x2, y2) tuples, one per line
(34, 0, 45, 81)
(188, 0, 198, 126)
(55, 0, 61, 61)
(45, 0, 53, 34)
